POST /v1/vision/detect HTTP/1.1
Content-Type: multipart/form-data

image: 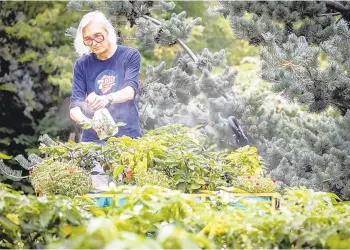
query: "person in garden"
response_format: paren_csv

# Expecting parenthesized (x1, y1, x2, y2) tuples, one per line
(69, 10, 142, 143)
(69, 10, 142, 189)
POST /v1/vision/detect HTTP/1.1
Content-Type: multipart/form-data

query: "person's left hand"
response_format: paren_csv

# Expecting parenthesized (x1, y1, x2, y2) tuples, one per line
(88, 94, 110, 111)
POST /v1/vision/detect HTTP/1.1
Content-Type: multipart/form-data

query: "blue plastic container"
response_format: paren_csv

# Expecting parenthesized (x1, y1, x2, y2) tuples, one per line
(88, 190, 128, 208)
(88, 191, 274, 209)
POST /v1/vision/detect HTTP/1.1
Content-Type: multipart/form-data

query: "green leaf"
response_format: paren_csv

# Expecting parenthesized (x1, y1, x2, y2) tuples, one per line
(113, 165, 125, 179)
(115, 122, 127, 127)
(0, 216, 18, 230)
(190, 183, 201, 190)
(107, 137, 119, 142)
(81, 123, 91, 130)
(187, 164, 195, 171)
(0, 83, 17, 92)
(177, 182, 187, 192)
(0, 138, 11, 146)
(197, 179, 207, 185)
(0, 152, 12, 159)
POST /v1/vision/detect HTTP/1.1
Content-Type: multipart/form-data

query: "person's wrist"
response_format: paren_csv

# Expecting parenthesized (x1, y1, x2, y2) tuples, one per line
(106, 93, 113, 104)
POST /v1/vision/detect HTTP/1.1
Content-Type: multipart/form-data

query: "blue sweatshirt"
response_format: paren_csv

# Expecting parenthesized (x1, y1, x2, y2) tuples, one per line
(70, 45, 142, 142)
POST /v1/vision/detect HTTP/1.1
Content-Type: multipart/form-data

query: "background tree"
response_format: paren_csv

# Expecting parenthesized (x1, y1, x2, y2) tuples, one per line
(211, 1, 350, 114)
(211, 1, 350, 199)
(0, 2, 83, 191)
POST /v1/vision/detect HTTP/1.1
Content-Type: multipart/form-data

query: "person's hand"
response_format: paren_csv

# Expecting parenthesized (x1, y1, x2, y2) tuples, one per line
(85, 92, 98, 105)
(86, 92, 110, 111)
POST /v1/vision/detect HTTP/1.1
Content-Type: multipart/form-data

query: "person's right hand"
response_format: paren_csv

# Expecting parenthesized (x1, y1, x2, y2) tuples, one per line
(85, 92, 98, 108)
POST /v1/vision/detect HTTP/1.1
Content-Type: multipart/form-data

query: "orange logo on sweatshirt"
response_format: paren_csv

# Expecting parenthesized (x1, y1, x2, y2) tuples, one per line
(97, 75, 115, 94)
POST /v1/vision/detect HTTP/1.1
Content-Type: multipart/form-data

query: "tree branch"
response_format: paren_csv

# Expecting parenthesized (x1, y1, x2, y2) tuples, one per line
(318, 12, 341, 16)
(141, 14, 198, 62)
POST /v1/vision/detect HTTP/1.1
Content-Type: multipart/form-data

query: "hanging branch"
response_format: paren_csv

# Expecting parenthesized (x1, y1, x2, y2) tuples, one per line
(141, 14, 198, 62)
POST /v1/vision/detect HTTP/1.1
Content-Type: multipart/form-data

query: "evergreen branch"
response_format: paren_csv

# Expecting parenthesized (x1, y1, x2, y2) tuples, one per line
(177, 39, 198, 62)
(141, 14, 198, 62)
(318, 12, 341, 16)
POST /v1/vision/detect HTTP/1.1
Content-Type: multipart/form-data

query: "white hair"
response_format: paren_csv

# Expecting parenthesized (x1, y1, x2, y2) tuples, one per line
(74, 10, 117, 56)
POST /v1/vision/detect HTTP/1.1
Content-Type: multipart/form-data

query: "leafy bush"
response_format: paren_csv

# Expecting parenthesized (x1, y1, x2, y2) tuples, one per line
(0, 183, 92, 249)
(1, 182, 349, 249)
(51, 185, 350, 249)
(134, 170, 176, 189)
(232, 175, 277, 193)
(30, 159, 92, 197)
(35, 124, 275, 195)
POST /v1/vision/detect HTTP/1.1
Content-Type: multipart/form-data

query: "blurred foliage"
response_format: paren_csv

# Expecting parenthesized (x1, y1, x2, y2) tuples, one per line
(0, 182, 93, 249)
(177, 1, 259, 65)
(1, 181, 350, 249)
(0, 2, 83, 190)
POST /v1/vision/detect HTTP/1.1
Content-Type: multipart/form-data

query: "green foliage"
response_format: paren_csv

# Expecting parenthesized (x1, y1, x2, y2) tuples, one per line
(37, 124, 273, 195)
(0, 2, 82, 189)
(232, 175, 277, 193)
(0, 153, 12, 160)
(30, 160, 93, 198)
(51, 186, 214, 249)
(134, 170, 176, 189)
(0, 182, 93, 249)
(52, 185, 350, 249)
(203, 1, 350, 200)
(213, 1, 350, 114)
(1, 181, 350, 249)
(225, 145, 265, 177)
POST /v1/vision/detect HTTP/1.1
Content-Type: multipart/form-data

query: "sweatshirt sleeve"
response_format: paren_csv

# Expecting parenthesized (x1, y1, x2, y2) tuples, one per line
(123, 49, 141, 96)
(69, 60, 86, 110)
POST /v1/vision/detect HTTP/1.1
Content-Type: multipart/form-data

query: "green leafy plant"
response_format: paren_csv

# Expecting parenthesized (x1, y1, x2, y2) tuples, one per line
(0, 183, 93, 249)
(224, 145, 266, 177)
(37, 124, 276, 195)
(2, 182, 350, 249)
(231, 175, 277, 193)
(49, 185, 350, 249)
(29, 159, 93, 198)
(134, 170, 176, 189)
(82, 110, 126, 140)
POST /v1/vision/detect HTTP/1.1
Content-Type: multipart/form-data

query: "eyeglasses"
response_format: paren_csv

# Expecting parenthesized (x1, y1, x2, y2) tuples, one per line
(83, 34, 104, 46)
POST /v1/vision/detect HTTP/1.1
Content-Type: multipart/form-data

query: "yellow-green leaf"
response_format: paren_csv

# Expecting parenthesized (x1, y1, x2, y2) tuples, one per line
(113, 165, 125, 179)
(0, 83, 17, 92)
(0, 152, 12, 160)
